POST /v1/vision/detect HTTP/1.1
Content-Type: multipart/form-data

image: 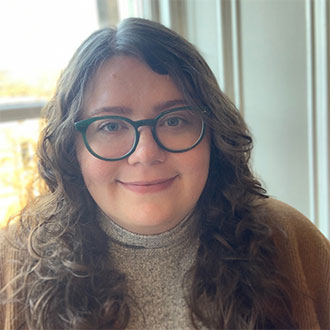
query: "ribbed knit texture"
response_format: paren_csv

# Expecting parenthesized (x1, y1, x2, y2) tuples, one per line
(99, 212, 200, 329)
(262, 199, 330, 329)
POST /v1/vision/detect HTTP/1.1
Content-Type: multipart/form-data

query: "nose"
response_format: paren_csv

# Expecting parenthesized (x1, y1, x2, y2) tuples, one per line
(127, 126, 166, 166)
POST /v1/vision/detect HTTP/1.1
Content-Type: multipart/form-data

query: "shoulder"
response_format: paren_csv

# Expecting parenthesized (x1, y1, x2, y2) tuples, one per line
(0, 224, 16, 260)
(0, 223, 28, 330)
(257, 198, 330, 328)
(257, 197, 330, 272)
(258, 197, 329, 249)
(0, 222, 28, 276)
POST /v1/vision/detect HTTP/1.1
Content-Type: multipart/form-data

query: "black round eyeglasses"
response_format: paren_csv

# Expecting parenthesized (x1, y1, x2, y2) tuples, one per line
(74, 106, 206, 161)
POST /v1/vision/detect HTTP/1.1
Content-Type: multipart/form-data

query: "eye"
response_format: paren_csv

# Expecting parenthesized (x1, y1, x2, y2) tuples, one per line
(165, 117, 182, 127)
(159, 112, 188, 128)
(97, 120, 129, 133)
(102, 122, 120, 132)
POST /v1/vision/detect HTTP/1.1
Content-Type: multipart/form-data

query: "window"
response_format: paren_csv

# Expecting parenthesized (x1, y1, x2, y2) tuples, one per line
(0, 0, 163, 225)
(0, 0, 100, 224)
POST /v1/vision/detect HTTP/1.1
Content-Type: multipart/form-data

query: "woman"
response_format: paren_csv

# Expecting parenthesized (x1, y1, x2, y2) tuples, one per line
(1, 17, 329, 329)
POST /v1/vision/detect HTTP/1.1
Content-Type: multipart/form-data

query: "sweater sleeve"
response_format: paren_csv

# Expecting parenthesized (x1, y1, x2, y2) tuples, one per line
(263, 198, 330, 330)
(0, 230, 6, 328)
(0, 226, 26, 330)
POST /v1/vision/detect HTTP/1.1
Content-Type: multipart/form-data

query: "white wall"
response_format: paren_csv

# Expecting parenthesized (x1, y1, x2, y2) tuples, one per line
(240, 1, 310, 213)
(184, 0, 330, 238)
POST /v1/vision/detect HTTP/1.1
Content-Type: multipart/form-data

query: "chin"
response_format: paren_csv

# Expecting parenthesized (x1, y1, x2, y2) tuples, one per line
(123, 210, 181, 234)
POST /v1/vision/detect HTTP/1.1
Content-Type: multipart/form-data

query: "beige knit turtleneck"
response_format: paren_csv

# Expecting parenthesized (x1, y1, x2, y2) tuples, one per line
(99, 212, 200, 330)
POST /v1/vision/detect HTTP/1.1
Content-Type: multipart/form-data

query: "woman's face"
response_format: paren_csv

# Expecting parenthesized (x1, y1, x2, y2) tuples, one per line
(76, 55, 210, 234)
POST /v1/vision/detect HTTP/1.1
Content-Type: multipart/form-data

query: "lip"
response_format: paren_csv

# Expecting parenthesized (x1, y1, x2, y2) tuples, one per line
(117, 176, 178, 193)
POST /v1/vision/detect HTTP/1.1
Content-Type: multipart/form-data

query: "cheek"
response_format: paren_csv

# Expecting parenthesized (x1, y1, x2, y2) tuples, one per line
(80, 162, 105, 187)
(182, 140, 210, 188)
(195, 136, 211, 171)
(76, 142, 118, 187)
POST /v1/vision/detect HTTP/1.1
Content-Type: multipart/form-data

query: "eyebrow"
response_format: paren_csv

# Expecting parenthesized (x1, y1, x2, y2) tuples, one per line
(153, 99, 187, 112)
(89, 106, 131, 116)
(88, 99, 187, 117)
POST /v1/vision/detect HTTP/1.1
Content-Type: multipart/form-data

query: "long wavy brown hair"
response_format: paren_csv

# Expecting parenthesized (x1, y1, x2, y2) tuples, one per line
(1, 18, 297, 329)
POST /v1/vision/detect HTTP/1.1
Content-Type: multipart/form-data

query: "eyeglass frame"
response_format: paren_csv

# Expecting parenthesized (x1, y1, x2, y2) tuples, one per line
(74, 106, 206, 161)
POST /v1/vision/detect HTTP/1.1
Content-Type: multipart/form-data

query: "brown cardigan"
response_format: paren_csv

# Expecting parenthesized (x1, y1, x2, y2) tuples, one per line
(262, 199, 330, 329)
(0, 198, 329, 329)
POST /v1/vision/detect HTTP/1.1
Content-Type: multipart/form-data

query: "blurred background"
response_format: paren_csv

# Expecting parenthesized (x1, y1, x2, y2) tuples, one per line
(0, 0, 329, 238)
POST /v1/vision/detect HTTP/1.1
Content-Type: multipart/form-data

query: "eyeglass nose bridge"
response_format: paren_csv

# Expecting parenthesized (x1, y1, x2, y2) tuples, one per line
(133, 118, 157, 130)
(130, 118, 162, 153)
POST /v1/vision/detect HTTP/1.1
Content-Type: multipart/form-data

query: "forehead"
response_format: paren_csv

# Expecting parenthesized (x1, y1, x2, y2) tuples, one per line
(82, 55, 185, 118)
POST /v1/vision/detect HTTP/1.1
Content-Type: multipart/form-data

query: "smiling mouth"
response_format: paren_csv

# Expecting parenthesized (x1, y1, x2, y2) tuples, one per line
(117, 176, 178, 193)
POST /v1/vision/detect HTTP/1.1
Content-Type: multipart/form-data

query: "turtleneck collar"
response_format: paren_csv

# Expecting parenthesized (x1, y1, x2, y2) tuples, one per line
(98, 209, 198, 250)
